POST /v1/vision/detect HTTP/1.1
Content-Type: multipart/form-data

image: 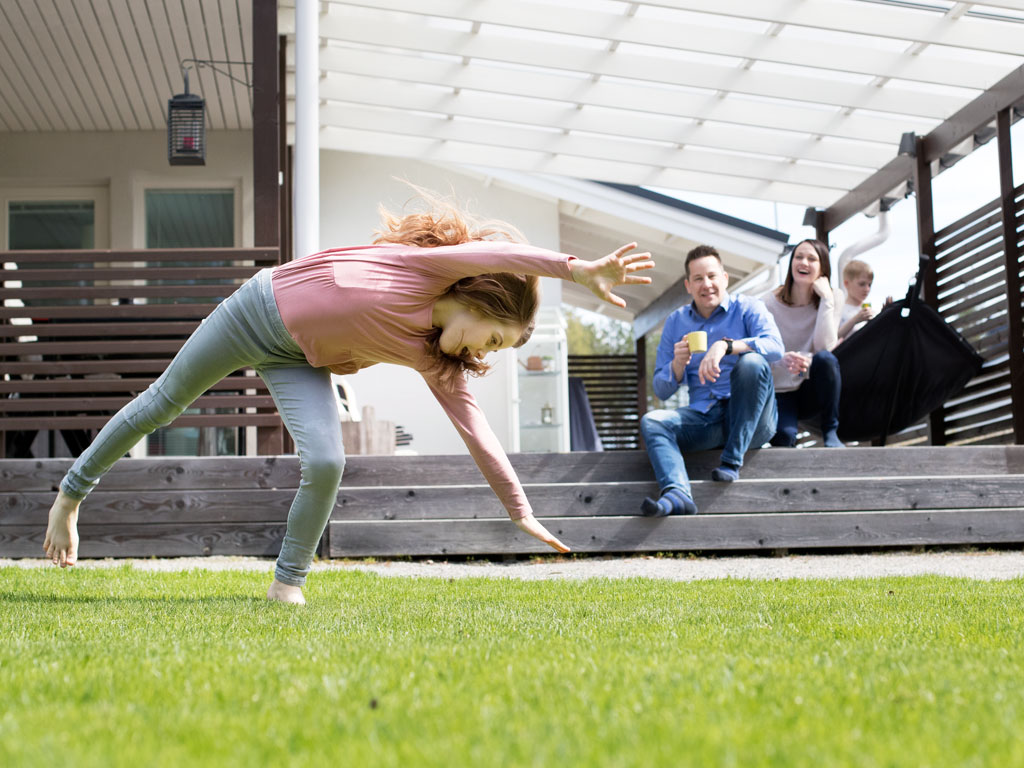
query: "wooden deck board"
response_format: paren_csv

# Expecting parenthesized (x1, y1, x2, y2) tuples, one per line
(3, 447, 1023, 558)
(5, 446, 1024, 490)
(327, 509, 1024, 558)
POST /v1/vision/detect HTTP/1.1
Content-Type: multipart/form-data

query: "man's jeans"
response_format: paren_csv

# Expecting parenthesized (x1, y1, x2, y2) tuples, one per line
(640, 353, 777, 496)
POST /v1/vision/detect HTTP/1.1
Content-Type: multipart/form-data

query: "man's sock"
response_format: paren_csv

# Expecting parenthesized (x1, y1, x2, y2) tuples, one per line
(711, 462, 740, 482)
(641, 488, 698, 517)
(823, 429, 845, 448)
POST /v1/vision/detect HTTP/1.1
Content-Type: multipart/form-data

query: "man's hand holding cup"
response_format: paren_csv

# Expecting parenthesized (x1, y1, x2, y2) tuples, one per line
(672, 331, 708, 382)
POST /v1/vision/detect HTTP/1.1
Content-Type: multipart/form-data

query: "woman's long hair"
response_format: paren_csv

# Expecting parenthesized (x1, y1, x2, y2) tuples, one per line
(373, 184, 540, 390)
(775, 238, 832, 308)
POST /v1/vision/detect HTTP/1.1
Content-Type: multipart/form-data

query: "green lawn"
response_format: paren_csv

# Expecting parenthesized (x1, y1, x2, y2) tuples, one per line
(1, 566, 1022, 768)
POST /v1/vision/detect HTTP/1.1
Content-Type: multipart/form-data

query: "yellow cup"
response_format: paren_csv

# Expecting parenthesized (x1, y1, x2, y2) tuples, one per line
(685, 331, 708, 353)
(862, 302, 871, 309)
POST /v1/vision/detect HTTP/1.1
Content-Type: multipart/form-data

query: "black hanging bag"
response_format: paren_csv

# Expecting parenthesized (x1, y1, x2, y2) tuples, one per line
(833, 257, 984, 444)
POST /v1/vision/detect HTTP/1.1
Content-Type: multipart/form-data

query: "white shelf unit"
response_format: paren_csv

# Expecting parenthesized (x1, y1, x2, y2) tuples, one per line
(515, 307, 569, 453)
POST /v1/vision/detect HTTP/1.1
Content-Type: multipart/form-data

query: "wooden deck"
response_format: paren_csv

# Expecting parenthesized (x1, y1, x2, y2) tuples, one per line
(3, 447, 1023, 559)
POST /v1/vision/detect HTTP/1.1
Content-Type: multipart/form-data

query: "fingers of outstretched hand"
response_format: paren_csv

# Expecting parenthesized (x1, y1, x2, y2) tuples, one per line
(605, 292, 627, 309)
(612, 242, 638, 258)
(516, 515, 571, 553)
(623, 252, 654, 268)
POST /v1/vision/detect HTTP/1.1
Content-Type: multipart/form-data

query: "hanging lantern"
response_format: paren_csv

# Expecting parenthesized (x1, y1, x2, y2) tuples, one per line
(168, 69, 205, 166)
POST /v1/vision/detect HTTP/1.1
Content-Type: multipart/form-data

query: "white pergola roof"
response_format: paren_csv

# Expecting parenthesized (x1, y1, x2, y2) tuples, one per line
(2, 1, 1021, 213)
(279, 0, 1024, 209)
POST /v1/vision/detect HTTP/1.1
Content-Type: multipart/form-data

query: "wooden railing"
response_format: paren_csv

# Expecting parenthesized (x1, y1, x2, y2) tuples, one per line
(929, 184, 1024, 445)
(1, 247, 283, 458)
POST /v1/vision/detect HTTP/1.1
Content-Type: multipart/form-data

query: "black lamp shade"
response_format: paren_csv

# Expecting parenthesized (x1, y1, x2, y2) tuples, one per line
(168, 93, 206, 165)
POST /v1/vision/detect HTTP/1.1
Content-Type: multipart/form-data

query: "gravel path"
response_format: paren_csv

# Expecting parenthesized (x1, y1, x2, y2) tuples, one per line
(5, 550, 1024, 581)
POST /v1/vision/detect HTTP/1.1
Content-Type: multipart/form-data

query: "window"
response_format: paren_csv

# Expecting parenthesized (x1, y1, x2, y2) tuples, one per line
(144, 188, 239, 457)
(9, 200, 95, 249)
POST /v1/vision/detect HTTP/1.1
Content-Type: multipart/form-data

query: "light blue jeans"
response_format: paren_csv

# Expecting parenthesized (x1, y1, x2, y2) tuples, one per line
(60, 269, 344, 586)
(640, 353, 777, 497)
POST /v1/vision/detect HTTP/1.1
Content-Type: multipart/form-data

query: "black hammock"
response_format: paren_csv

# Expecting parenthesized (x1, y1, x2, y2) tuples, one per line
(833, 259, 983, 444)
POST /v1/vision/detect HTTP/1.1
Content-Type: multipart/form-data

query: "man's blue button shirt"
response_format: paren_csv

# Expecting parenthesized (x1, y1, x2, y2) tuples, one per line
(652, 292, 783, 412)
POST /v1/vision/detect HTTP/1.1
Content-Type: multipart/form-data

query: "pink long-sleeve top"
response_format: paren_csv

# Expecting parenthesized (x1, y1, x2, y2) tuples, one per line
(270, 240, 577, 520)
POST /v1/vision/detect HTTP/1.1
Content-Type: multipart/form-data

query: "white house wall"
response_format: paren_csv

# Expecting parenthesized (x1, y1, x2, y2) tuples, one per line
(319, 150, 561, 456)
(0, 131, 254, 249)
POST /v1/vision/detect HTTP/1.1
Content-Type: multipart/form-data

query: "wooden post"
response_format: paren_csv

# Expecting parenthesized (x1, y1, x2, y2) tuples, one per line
(812, 209, 829, 247)
(635, 334, 647, 449)
(997, 108, 1024, 444)
(253, 0, 283, 454)
(278, 34, 292, 265)
(913, 135, 944, 445)
(253, 0, 280, 250)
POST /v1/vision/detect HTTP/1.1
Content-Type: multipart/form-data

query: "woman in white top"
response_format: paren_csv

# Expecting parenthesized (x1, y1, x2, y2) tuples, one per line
(763, 239, 844, 447)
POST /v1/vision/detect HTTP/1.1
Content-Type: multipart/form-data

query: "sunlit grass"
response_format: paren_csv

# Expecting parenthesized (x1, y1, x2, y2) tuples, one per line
(1, 566, 1022, 767)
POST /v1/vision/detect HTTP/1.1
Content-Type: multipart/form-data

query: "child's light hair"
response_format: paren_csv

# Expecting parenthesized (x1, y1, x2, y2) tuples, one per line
(373, 182, 539, 391)
(843, 259, 873, 283)
(373, 182, 526, 247)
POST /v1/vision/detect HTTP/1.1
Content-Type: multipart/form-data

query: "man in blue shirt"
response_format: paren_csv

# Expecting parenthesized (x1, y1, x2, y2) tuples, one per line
(641, 245, 783, 516)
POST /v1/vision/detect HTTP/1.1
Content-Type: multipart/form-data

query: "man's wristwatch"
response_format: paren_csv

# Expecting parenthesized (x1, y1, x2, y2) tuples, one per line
(722, 338, 734, 355)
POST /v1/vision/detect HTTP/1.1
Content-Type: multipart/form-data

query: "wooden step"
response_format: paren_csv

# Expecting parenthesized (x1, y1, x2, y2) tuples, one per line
(3, 447, 1023, 558)
(5, 446, 1024, 490)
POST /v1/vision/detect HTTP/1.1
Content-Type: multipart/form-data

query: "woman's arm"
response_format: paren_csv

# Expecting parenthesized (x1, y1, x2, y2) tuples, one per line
(425, 377, 569, 553)
(811, 277, 839, 351)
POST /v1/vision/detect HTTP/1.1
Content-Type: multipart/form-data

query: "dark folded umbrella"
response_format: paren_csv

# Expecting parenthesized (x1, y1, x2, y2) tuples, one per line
(833, 261, 983, 444)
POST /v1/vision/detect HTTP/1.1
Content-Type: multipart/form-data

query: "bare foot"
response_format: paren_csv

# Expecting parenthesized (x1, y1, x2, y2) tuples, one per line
(43, 491, 81, 568)
(266, 579, 306, 605)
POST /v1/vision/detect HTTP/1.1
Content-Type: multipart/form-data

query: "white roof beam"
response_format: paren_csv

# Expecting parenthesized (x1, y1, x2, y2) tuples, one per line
(316, 47, 936, 145)
(318, 16, 966, 118)
(642, 0, 1024, 56)
(337, 0, 1009, 90)
(319, 73, 892, 169)
(320, 125, 842, 207)
(318, 103, 868, 190)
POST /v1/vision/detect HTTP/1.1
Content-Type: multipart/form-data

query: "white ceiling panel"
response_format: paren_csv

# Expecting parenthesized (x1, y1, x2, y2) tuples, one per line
(286, 0, 1024, 208)
(1, 0, 1022, 212)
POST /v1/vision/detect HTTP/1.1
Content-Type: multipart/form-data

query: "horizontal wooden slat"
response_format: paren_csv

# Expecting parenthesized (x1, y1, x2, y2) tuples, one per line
(0, 524, 292, 558)
(2, 359, 196, 375)
(0, 304, 219, 320)
(1, 248, 279, 264)
(5, 267, 260, 281)
(939, 282, 1007, 316)
(326, 509, 1024, 557)
(933, 197, 1001, 244)
(5, 447, 1024, 492)
(1, 339, 187, 355)
(0, 321, 201, 338)
(316, 475, 1024, 519)
(0, 394, 275, 413)
(1, 285, 244, 300)
(935, 249, 1004, 296)
(0, 413, 282, 429)
(0, 377, 267, 395)
(6, 489, 296, 524)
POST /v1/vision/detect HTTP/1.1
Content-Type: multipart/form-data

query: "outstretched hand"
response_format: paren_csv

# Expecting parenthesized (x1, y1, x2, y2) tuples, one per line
(514, 514, 570, 553)
(570, 243, 654, 309)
